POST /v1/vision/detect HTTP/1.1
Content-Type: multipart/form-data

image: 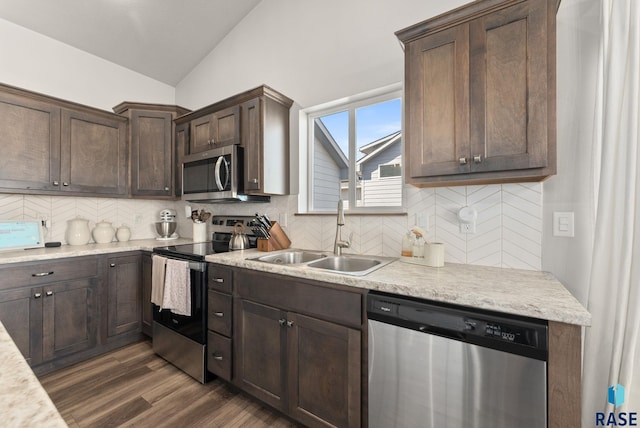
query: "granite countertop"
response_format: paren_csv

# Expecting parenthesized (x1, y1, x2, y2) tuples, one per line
(0, 322, 67, 428)
(0, 240, 591, 326)
(205, 249, 591, 326)
(0, 238, 194, 264)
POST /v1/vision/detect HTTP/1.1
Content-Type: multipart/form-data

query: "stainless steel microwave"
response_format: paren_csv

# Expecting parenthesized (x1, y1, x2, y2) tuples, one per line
(182, 145, 269, 203)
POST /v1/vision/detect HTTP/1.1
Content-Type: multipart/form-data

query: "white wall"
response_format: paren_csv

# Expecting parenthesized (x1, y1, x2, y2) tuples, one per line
(176, 0, 467, 109)
(542, 0, 601, 305)
(0, 18, 175, 110)
(175, 0, 546, 271)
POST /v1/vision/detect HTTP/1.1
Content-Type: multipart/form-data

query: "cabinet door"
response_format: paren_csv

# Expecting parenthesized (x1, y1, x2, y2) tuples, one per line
(130, 110, 173, 197)
(288, 313, 361, 428)
(234, 299, 286, 411)
(405, 24, 470, 179)
(107, 254, 142, 337)
(41, 278, 98, 362)
(0, 286, 43, 366)
(242, 97, 262, 192)
(189, 106, 240, 154)
(141, 253, 152, 337)
(469, 0, 549, 172)
(0, 90, 61, 192)
(60, 109, 127, 195)
(174, 122, 189, 197)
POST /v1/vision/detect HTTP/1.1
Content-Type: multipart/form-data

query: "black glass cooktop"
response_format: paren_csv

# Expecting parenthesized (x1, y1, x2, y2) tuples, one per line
(153, 242, 229, 261)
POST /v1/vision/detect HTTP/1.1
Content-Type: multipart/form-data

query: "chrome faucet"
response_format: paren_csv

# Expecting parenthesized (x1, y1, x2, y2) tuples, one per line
(334, 200, 352, 256)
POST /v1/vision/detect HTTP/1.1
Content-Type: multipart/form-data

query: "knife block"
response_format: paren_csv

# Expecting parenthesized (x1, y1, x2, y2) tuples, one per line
(257, 221, 291, 252)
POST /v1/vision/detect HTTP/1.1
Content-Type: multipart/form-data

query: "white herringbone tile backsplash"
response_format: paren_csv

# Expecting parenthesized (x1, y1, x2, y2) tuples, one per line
(1, 182, 542, 270)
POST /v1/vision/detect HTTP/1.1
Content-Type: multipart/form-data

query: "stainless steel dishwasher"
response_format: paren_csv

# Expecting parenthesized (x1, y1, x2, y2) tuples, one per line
(367, 291, 548, 428)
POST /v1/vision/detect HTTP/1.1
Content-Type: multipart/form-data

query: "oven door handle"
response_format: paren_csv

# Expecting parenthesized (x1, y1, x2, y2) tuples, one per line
(214, 155, 230, 191)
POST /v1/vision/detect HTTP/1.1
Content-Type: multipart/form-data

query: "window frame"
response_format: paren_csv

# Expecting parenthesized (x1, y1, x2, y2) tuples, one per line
(302, 83, 404, 214)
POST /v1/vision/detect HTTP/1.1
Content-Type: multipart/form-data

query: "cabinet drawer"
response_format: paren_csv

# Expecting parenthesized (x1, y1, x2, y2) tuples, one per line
(0, 257, 98, 290)
(236, 269, 363, 328)
(208, 264, 233, 294)
(207, 331, 232, 381)
(208, 290, 232, 336)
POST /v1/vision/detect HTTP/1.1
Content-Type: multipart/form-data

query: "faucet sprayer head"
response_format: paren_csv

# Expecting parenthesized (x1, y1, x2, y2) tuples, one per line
(337, 199, 345, 225)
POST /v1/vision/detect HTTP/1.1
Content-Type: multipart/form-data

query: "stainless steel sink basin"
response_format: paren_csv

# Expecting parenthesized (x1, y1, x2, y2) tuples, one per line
(251, 250, 328, 265)
(306, 255, 396, 276)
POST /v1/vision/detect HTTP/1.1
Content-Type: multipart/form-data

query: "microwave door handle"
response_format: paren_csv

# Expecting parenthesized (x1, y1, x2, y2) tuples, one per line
(214, 156, 225, 190)
(222, 157, 230, 189)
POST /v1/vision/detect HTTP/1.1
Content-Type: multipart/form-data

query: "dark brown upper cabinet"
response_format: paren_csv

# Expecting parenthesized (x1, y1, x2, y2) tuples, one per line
(189, 105, 240, 153)
(0, 83, 128, 197)
(113, 102, 190, 199)
(174, 85, 293, 196)
(397, 0, 557, 186)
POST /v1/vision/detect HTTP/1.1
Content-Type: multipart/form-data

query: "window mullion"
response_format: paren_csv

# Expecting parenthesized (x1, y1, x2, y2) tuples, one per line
(348, 108, 357, 209)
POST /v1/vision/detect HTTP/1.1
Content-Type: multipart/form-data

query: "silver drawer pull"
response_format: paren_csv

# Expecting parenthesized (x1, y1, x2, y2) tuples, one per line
(212, 354, 223, 361)
(213, 312, 224, 317)
(278, 318, 286, 326)
(473, 154, 482, 163)
(45, 291, 54, 297)
(286, 320, 294, 328)
(212, 278, 224, 283)
(459, 157, 467, 165)
(32, 271, 54, 277)
(34, 292, 42, 299)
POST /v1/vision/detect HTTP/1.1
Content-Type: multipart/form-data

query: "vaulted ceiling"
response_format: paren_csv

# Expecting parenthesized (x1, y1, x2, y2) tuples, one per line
(0, 0, 262, 85)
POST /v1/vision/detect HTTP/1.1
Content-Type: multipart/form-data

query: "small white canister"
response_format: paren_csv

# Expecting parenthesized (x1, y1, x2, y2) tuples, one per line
(92, 220, 116, 244)
(116, 224, 131, 242)
(193, 222, 207, 242)
(424, 242, 445, 267)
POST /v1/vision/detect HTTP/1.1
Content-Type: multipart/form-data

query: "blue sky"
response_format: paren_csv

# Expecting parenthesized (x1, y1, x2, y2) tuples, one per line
(319, 98, 401, 158)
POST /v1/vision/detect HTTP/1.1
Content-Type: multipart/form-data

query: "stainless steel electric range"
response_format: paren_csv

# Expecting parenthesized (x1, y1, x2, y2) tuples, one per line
(151, 215, 257, 383)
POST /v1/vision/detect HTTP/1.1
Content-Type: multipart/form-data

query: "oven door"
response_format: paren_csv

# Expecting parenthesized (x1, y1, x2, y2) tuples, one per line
(153, 260, 207, 344)
(182, 145, 241, 202)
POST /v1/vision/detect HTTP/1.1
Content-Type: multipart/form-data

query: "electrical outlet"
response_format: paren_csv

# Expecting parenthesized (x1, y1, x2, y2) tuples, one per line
(460, 223, 476, 234)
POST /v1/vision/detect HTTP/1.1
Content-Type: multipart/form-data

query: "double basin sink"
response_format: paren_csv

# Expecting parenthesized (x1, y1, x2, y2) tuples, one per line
(248, 250, 396, 276)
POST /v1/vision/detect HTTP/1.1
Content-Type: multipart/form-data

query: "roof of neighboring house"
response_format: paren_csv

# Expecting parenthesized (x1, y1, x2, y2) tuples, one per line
(315, 119, 348, 169)
(357, 131, 401, 167)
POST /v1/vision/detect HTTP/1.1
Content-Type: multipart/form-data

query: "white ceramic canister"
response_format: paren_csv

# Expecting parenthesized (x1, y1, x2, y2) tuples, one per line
(116, 224, 131, 242)
(92, 220, 116, 244)
(66, 217, 91, 246)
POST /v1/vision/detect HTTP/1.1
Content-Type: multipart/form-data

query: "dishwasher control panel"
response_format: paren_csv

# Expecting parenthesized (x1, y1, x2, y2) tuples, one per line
(367, 291, 548, 359)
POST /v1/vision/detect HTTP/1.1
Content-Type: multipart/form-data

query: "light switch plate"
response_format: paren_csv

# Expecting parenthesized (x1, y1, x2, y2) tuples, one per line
(553, 212, 575, 237)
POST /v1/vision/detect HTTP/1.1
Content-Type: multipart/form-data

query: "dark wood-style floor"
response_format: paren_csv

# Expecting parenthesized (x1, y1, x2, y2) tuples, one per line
(38, 340, 298, 428)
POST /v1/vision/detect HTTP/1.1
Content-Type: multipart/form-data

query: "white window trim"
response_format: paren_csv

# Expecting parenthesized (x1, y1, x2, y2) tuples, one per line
(299, 83, 405, 214)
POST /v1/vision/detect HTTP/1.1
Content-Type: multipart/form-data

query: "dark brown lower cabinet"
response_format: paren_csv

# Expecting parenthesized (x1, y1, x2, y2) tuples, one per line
(106, 253, 142, 338)
(141, 252, 153, 337)
(0, 286, 42, 366)
(42, 278, 98, 362)
(234, 270, 363, 428)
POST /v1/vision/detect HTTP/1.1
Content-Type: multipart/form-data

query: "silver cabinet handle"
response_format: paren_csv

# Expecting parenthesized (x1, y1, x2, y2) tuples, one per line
(110, 263, 116, 267)
(32, 271, 54, 277)
(53, 181, 59, 186)
(459, 157, 467, 165)
(286, 320, 294, 328)
(45, 291, 53, 297)
(164, 187, 170, 191)
(212, 354, 223, 361)
(34, 292, 42, 299)
(213, 312, 224, 317)
(212, 278, 224, 283)
(278, 318, 286, 326)
(473, 154, 482, 163)
(251, 178, 258, 184)
(63, 182, 69, 186)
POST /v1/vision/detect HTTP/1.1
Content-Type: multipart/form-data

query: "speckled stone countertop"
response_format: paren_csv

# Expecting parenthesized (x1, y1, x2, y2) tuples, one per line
(0, 238, 194, 264)
(206, 249, 591, 326)
(0, 240, 590, 326)
(0, 322, 67, 428)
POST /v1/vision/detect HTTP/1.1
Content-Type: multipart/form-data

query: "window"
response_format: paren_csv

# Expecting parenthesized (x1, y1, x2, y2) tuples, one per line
(305, 86, 403, 212)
